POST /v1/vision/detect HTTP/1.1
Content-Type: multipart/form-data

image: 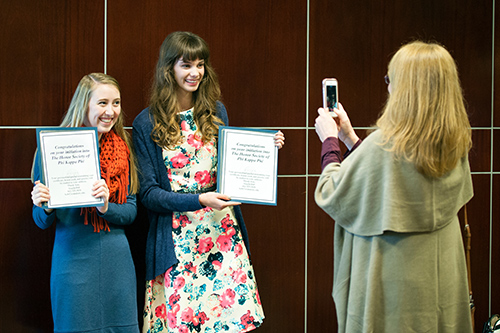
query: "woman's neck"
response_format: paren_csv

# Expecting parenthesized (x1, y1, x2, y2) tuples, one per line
(177, 90, 193, 111)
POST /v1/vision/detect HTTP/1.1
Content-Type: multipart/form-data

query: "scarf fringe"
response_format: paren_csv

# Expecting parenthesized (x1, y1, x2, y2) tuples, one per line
(81, 130, 130, 233)
(83, 210, 111, 232)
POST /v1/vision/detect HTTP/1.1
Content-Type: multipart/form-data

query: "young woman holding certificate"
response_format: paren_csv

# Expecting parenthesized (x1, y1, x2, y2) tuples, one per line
(133, 31, 284, 332)
(31, 73, 140, 333)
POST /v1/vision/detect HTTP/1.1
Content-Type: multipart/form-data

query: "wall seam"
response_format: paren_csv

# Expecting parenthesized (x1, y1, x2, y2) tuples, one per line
(304, 0, 310, 332)
(489, 0, 496, 316)
(104, 0, 108, 74)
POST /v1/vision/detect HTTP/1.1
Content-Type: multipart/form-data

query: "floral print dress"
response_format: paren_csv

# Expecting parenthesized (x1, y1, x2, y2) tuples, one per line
(143, 109, 265, 333)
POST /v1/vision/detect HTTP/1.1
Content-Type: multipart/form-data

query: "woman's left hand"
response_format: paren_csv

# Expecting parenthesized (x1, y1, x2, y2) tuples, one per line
(92, 179, 109, 214)
(274, 130, 285, 149)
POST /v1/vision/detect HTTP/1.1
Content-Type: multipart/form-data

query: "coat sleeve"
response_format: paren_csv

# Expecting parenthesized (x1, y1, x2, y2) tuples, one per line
(314, 161, 342, 219)
(132, 110, 204, 214)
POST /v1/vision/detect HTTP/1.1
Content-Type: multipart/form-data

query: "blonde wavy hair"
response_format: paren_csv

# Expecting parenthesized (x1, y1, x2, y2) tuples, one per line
(33, 73, 139, 194)
(149, 31, 223, 149)
(376, 41, 471, 178)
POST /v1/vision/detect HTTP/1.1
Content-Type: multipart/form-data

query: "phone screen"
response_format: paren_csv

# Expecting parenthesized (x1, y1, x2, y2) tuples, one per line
(322, 78, 338, 113)
(326, 85, 338, 111)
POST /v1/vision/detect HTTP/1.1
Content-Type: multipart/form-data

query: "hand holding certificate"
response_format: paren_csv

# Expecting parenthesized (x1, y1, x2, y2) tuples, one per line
(36, 127, 103, 209)
(217, 126, 279, 205)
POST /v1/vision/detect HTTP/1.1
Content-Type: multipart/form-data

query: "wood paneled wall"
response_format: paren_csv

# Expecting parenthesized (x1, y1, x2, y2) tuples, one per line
(0, 1, 496, 332)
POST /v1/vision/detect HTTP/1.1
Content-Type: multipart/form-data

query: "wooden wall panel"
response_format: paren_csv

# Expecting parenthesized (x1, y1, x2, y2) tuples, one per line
(471, 130, 492, 173)
(307, 177, 337, 331)
(494, 129, 500, 172)
(0, 1, 104, 126)
(243, 177, 307, 332)
(467, 174, 493, 332)
(275, 129, 307, 176)
(309, 0, 493, 128)
(0, 181, 54, 332)
(107, 0, 307, 128)
(493, 175, 500, 313)
(496, 0, 500, 128)
(0, 130, 37, 179)
(490, 0, 500, 293)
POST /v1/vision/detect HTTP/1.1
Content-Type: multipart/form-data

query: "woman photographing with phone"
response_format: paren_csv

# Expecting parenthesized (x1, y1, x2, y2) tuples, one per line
(314, 41, 473, 332)
(133, 31, 284, 332)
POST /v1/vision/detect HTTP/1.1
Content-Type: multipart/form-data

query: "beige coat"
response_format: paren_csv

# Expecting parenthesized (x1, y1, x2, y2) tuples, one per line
(315, 130, 473, 333)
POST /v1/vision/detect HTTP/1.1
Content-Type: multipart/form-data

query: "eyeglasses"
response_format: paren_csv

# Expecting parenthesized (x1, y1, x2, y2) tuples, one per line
(384, 75, 390, 85)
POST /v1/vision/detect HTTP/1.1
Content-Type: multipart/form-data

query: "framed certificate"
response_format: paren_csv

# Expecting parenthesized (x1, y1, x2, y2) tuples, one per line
(36, 127, 104, 209)
(217, 126, 278, 205)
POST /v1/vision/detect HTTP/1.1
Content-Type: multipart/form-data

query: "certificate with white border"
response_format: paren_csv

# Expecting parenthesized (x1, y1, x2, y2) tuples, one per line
(217, 126, 278, 205)
(36, 127, 103, 209)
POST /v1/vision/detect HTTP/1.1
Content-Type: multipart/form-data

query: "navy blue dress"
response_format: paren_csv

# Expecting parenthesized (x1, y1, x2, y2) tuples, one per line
(32, 153, 139, 333)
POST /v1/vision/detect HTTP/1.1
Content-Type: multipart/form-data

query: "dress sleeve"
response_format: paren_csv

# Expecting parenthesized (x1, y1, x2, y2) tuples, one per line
(31, 151, 56, 230)
(98, 193, 137, 226)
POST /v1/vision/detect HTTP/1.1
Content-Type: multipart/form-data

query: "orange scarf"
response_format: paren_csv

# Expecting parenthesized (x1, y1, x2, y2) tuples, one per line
(81, 130, 130, 232)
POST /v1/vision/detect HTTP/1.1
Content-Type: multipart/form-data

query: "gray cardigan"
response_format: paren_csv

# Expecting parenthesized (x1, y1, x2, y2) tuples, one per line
(132, 102, 249, 280)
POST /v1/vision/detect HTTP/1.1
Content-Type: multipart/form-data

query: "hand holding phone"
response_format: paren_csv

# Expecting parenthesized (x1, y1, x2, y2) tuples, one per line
(322, 78, 338, 117)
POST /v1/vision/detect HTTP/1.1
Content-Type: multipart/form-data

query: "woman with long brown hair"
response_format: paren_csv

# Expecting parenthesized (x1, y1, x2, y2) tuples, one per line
(133, 31, 284, 333)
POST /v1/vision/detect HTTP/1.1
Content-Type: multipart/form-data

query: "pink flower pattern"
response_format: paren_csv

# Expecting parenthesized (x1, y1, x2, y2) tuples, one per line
(220, 289, 236, 308)
(155, 303, 167, 319)
(196, 236, 214, 254)
(216, 234, 232, 252)
(194, 170, 211, 187)
(180, 120, 190, 132)
(232, 268, 248, 284)
(170, 152, 190, 169)
(187, 133, 203, 149)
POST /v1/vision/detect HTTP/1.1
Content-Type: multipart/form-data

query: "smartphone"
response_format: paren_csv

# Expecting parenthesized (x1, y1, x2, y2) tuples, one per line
(322, 78, 338, 116)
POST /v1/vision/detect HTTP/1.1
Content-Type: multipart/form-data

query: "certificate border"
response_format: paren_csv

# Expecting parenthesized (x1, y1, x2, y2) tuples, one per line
(217, 126, 278, 206)
(36, 127, 104, 209)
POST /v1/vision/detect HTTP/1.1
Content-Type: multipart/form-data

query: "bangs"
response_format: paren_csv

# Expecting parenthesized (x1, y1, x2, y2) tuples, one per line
(180, 40, 209, 62)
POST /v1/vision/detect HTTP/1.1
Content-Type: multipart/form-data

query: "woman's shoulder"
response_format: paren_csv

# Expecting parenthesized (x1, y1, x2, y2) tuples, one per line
(215, 101, 226, 113)
(364, 129, 383, 142)
(347, 129, 382, 154)
(133, 107, 153, 129)
(215, 101, 228, 125)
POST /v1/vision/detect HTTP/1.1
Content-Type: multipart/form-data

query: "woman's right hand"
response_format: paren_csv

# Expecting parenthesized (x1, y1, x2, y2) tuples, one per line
(315, 107, 339, 142)
(31, 181, 53, 213)
(331, 103, 359, 150)
(199, 192, 241, 211)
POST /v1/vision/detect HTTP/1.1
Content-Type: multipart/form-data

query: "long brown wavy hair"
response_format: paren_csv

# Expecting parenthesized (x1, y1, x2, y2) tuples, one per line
(149, 31, 223, 149)
(376, 41, 471, 178)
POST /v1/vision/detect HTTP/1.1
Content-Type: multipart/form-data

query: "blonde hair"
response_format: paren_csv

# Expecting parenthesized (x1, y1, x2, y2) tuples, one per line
(376, 41, 471, 178)
(149, 31, 223, 149)
(33, 73, 138, 194)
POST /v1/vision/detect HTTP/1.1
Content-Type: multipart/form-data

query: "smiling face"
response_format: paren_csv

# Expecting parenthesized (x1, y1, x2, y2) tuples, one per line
(173, 57, 205, 96)
(84, 84, 121, 135)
